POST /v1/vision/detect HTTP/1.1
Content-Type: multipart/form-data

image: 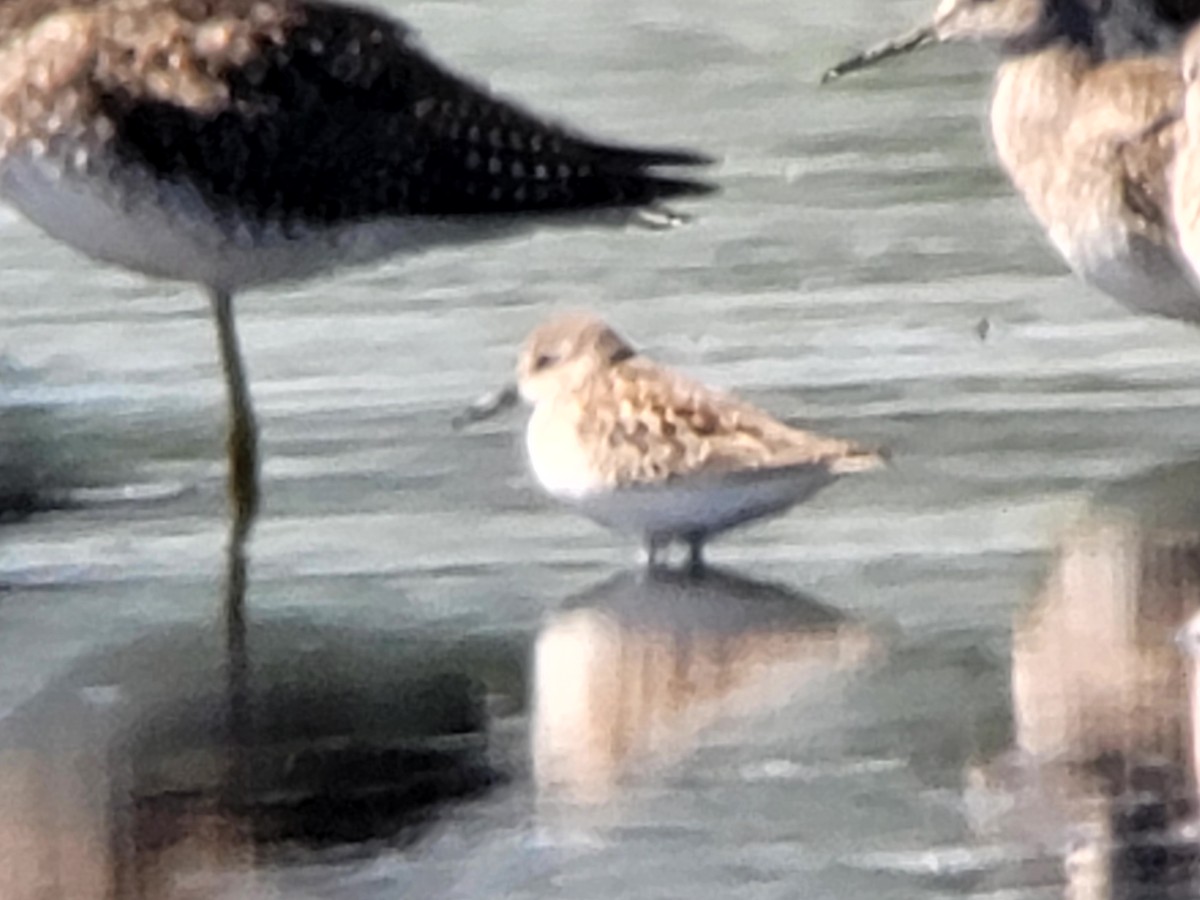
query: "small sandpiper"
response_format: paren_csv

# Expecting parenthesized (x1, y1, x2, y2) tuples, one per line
(458, 313, 886, 571)
(0, 0, 715, 531)
(823, 0, 1200, 324)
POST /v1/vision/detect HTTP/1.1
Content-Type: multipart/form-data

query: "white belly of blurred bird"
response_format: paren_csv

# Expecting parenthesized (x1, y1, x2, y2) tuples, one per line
(1059, 223, 1200, 322)
(0, 154, 507, 292)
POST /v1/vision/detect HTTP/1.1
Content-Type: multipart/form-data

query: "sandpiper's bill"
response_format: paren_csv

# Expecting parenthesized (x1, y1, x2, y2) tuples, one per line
(823, 0, 1200, 324)
(0, 0, 716, 532)
(460, 313, 886, 571)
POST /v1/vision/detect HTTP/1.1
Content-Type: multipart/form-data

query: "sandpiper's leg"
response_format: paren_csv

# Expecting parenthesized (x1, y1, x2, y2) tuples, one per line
(685, 534, 706, 575)
(645, 535, 669, 569)
(210, 287, 260, 537)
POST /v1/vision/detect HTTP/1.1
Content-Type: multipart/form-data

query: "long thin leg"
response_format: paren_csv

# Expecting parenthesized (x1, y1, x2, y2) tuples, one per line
(210, 287, 260, 537)
(220, 513, 251, 819)
(686, 534, 706, 575)
(212, 287, 256, 822)
(645, 535, 669, 569)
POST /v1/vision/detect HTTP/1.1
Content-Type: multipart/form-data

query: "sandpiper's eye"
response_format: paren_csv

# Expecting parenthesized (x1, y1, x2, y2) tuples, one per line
(532, 353, 557, 371)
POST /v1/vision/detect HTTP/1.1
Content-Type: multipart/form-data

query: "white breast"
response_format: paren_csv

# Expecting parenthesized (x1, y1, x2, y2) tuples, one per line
(524, 403, 603, 501)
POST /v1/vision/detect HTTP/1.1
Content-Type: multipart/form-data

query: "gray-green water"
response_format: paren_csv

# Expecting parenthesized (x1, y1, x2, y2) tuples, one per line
(4, 0, 1200, 897)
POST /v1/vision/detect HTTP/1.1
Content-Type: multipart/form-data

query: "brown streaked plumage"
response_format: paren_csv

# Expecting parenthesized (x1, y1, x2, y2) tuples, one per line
(824, 0, 1200, 323)
(480, 313, 885, 570)
(516, 314, 879, 487)
(0, 0, 715, 542)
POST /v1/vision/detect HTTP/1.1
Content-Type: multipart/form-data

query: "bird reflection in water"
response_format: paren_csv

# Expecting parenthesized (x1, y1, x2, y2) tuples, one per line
(0, 518, 517, 900)
(968, 459, 1200, 899)
(531, 567, 884, 806)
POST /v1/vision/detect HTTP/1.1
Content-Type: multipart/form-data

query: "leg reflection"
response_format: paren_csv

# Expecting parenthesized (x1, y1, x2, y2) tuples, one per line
(220, 511, 252, 826)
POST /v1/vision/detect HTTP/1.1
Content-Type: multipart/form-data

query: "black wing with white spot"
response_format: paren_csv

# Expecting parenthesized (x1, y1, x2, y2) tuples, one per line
(100, 0, 715, 227)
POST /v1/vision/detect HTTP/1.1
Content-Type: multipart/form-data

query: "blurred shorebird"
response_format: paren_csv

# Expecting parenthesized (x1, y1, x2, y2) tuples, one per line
(0, 0, 715, 534)
(1169, 25, 1200, 290)
(457, 313, 885, 571)
(823, 0, 1200, 324)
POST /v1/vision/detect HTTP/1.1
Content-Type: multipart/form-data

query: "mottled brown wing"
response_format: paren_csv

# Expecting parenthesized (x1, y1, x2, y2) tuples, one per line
(578, 358, 865, 487)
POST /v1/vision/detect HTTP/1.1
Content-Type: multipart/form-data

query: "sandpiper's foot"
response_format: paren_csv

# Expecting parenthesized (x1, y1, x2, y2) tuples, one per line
(644, 535, 670, 570)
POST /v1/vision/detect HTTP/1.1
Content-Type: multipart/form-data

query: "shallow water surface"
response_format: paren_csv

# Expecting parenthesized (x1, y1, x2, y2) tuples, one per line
(3, 0, 1200, 897)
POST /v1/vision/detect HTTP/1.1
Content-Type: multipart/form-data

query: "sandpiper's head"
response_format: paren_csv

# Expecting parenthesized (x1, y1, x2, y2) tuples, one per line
(516, 313, 636, 404)
(822, 0, 1088, 83)
(451, 314, 636, 428)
